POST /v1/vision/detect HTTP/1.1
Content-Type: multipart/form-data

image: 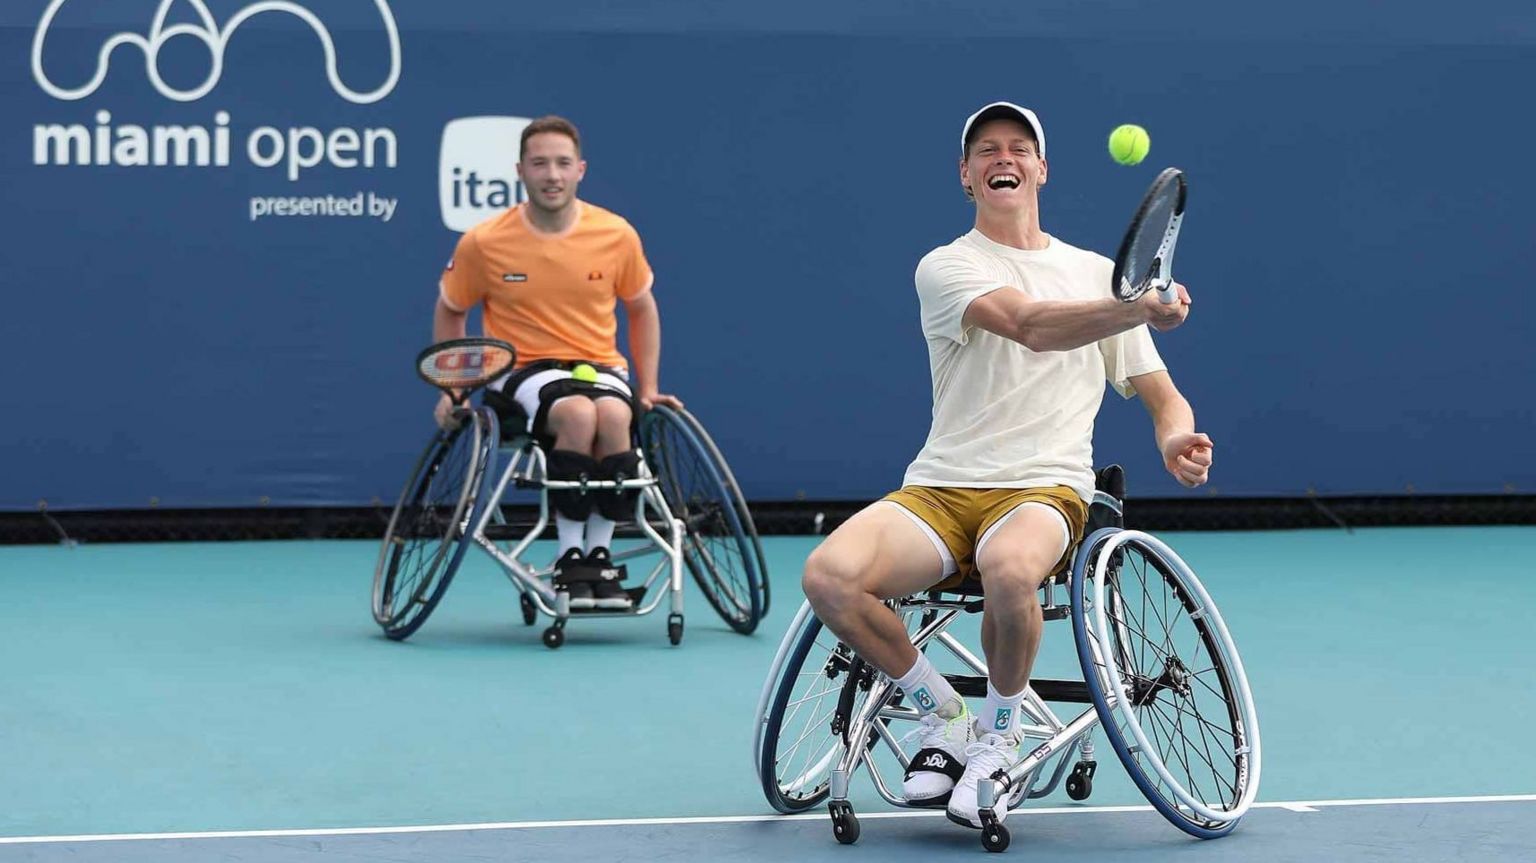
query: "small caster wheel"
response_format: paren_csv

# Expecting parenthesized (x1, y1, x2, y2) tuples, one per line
(828, 800, 860, 845)
(979, 809, 1010, 853)
(520, 594, 538, 626)
(1066, 760, 1096, 801)
(542, 625, 565, 649)
(667, 613, 684, 646)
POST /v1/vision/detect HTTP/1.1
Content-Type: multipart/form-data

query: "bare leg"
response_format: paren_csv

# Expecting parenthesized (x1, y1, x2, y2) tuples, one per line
(546, 397, 598, 455)
(973, 507, 1068, 694)
(592, 397, 633, 459)
(801, 503, 948, 678)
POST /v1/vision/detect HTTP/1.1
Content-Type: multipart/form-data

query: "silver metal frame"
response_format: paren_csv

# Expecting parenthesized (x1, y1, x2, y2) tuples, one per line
(467, 434, 687, 625)
(823, 595, 1102, 816)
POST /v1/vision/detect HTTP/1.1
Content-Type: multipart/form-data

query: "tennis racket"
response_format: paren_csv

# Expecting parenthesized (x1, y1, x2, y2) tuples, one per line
(1112, 167, 1186, 304)
(416, 338, 516, 406)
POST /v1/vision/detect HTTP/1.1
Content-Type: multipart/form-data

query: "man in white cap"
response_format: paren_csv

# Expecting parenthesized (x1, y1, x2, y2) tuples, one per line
(800, 102, 1214, 828)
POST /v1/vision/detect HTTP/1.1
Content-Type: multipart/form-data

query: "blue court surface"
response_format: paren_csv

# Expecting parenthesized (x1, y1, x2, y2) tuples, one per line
(2, 527, 1534, 861)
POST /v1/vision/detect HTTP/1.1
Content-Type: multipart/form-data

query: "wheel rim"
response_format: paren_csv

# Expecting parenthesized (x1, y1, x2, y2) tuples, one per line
(760, 614, 879, 811)
(669, 407, 770, 616)
(640, 406, 760, 631)
(1076, 530, 1260, 830)
(372, 414, 490, 633)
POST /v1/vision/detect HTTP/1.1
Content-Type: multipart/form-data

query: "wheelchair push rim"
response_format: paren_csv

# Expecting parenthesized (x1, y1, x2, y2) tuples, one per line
(639, 405, 763, 634)
(371, 408, 498, 640)
(1071, 528, 1262, 837)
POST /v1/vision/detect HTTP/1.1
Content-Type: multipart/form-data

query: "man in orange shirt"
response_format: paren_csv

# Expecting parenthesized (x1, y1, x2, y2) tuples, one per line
(434, 115, 682, 611)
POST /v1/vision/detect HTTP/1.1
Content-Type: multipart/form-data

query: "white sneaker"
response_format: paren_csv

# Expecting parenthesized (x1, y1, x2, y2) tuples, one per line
(900, 701, 973, 806)
(946, 728, 1022, 828)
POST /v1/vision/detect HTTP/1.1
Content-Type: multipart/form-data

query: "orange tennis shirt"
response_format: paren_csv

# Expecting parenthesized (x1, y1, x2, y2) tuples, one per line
(439, 201, 654, 371)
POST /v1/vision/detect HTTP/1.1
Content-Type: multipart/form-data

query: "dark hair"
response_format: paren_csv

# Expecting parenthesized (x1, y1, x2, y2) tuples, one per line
(519, 115, 582, 160)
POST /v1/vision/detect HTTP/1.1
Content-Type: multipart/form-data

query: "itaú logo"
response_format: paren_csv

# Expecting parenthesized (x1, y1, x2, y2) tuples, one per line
(31, 0, 402, 104)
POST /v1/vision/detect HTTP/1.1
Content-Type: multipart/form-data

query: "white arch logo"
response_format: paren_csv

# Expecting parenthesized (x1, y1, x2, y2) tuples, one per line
(31, 0, 402, 104)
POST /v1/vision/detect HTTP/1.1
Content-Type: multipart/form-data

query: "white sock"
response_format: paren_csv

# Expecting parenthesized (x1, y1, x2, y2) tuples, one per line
(893, 653, 963, 718)
(585, 514, 616, 554)
(980, 680, 1026, 736)
(555, 515, 585, 555)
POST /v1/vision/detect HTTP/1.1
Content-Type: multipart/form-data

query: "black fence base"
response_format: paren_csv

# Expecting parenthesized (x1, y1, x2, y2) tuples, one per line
(2, 495, 1533, 545)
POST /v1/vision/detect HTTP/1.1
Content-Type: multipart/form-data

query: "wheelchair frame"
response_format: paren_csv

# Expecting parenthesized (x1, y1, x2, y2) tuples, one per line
(472, 430, 689, 647)
(373, 403, 765, 648)
(754, 483, 1262, 852)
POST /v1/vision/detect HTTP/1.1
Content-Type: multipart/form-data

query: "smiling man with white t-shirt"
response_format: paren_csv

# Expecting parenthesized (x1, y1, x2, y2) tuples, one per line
(800, 102, 1215, 831)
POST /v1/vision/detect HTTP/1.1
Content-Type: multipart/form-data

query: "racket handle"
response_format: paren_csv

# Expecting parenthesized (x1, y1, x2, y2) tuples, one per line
(1156, 282, 1177, 305)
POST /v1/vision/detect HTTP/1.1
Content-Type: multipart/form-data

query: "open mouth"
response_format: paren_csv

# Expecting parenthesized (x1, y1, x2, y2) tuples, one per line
(987, 174, 1021, 190)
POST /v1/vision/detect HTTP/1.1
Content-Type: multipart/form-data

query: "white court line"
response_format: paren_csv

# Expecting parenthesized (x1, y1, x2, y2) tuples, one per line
(2, 793, 1533, 846)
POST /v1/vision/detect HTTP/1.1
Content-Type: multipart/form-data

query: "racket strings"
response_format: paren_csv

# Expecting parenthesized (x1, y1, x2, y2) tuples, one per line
(1126, 190, 1178, 289)
(417, 343, 515, 390)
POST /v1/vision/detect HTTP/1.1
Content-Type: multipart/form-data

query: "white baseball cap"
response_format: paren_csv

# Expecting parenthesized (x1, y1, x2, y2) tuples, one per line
(961, 102, 1045, 158)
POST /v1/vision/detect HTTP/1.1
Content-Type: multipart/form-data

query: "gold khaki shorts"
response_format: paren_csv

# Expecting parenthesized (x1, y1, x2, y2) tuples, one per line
(881, 485, 1089, 590)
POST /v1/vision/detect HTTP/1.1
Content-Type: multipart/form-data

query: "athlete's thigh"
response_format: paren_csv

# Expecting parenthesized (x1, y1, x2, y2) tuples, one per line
(973, 503, 1071, 585)
(811, 502, 948, 600)
(593, 393, 632, 429)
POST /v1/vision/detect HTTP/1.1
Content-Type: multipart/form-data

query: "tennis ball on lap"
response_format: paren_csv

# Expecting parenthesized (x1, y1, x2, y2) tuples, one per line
(571, 363, 599, 383)
(1108, 124, 1150, 165)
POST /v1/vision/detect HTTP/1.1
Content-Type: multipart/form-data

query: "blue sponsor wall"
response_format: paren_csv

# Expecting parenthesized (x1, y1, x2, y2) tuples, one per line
(2, 0, 1532, 510)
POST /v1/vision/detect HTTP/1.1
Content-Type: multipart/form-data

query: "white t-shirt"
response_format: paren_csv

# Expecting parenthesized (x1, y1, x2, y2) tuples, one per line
(902, 230, 1166, 503)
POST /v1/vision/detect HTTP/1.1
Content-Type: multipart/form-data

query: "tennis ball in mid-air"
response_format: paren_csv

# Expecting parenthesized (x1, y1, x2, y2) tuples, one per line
(570, 363, 599, 383)
(1108, 124, 1150, 166)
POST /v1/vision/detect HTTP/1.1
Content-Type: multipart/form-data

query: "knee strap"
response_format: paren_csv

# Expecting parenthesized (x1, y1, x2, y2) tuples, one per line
(596, 450, 642, 521)
(546, 449, 598, 520)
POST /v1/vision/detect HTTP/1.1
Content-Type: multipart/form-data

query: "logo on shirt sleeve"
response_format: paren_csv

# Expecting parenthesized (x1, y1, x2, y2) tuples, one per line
(502, 273, 527, 282)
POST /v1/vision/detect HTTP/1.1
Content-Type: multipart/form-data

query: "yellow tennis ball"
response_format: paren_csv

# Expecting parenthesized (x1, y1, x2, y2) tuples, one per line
(570, 363, 599, 383)
(1108, 124, 1150, 166)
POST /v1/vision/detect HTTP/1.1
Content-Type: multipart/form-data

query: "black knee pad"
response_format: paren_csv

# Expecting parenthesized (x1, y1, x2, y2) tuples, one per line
(546, 449, 598, 520)
(596, 450, 642, 521)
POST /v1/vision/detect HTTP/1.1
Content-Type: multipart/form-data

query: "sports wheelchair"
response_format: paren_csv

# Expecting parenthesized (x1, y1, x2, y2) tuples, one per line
(371, 339, 769, 648)
(753, 466, 1261, 852)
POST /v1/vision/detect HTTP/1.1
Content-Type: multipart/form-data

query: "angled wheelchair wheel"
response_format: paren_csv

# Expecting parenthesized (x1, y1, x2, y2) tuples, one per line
(665, 405, 771, 617)
(1070, 528, 1262, 838)
(640, 405, 764, 634)
(372, 408, 499, 641)
(755, 602, 889, 813)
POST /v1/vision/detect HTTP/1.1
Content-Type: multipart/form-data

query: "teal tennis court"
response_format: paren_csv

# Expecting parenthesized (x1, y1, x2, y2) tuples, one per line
(3, 528, 1533, 859)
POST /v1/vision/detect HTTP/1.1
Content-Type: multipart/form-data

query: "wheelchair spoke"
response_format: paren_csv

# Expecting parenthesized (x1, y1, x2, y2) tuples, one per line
(1144, 701, 1203, 800)
(1132, 552, 1180, 664)
(782, 702, 838, 765)
(1154, 696, 1239, 805)
(1151, 699, 1223, 805)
